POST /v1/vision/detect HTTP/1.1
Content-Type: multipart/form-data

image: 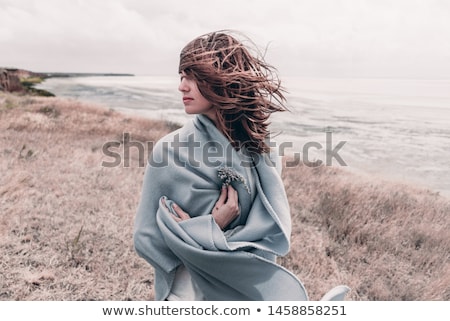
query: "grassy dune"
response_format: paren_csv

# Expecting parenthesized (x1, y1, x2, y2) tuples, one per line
(0, 92, 449, 300)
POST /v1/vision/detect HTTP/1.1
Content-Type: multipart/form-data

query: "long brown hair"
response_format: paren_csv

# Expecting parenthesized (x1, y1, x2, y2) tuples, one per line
(179, 30, 287, 154)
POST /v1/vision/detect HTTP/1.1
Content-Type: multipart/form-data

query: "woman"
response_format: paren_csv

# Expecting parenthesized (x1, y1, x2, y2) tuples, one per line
(134, 31, 347, 301)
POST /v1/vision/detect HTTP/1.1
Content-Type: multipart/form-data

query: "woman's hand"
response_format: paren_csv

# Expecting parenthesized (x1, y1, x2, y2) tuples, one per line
(163, 198, 191, 222)
(167, 185, 240, 230)
(211, 185, 240, 230)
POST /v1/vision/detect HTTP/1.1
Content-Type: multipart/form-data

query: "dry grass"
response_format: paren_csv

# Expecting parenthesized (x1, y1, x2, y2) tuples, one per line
(0, 93, 169, 300)
(1, 92, 449, 301)
(281, 163, 450, 300)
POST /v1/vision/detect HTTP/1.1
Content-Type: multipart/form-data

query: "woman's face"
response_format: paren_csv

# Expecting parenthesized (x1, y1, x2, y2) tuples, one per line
(178, 71, 216, 121)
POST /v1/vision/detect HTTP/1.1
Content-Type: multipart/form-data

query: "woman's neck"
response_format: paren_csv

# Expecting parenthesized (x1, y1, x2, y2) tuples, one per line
(202, 111, 218, 127)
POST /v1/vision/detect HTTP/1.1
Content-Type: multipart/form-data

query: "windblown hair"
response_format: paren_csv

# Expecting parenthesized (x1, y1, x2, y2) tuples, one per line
(179, 30, 287, 154)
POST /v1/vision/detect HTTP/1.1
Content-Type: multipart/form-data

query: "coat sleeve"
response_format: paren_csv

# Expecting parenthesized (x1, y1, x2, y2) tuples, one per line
(133, 140, 181, 274)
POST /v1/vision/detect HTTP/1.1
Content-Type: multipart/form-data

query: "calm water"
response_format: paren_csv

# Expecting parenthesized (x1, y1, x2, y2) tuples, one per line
(37, 76, 450, 198)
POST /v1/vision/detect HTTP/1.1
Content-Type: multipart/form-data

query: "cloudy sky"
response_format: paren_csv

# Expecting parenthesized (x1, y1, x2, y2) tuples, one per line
(1, 0, 449, 78)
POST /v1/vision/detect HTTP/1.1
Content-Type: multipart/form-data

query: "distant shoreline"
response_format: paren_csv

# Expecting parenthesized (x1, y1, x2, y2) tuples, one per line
(0, 67, 134, 96)
(40, 71, 135, 78)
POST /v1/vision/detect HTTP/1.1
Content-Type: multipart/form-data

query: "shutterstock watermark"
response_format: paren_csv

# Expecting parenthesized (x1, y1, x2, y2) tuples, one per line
(101, 132, 347, 168)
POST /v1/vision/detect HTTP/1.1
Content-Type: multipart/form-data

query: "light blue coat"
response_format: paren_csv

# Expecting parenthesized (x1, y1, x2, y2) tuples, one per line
(134, 115, 345, 300)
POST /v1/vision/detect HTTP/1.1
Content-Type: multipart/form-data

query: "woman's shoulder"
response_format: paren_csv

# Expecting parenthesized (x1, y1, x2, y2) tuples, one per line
(156, 120, 195, 143)
(257, 147, 283, 176)
(151, 119, 196, 153)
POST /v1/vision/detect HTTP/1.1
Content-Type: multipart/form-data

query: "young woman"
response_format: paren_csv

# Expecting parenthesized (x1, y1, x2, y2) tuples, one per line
(134, 30, 348, 301)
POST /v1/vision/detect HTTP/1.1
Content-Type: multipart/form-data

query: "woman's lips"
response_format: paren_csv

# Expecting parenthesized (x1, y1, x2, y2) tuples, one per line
(183, 97, 194, 103)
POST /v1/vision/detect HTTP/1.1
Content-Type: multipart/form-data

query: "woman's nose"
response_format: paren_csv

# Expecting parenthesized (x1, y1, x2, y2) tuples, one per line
(178, 78, 189, 92)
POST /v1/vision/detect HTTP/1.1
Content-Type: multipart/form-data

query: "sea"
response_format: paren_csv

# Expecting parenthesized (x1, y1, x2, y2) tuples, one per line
(36, 76, 450, 198)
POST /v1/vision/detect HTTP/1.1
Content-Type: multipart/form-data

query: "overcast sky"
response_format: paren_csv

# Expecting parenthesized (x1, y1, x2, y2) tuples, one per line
(1, 0, 449, 78)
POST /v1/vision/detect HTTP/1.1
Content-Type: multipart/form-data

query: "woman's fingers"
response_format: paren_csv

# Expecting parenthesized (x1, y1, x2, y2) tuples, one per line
(214, 185, 227, 209)
(226, 185, 239, 210)
(172, 203, 191, 221)
(228, 185, 237, 200)
(211, 185, 240, 229)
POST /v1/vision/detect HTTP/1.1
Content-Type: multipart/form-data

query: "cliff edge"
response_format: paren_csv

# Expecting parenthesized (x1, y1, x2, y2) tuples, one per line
(0, 68, 54, 96)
